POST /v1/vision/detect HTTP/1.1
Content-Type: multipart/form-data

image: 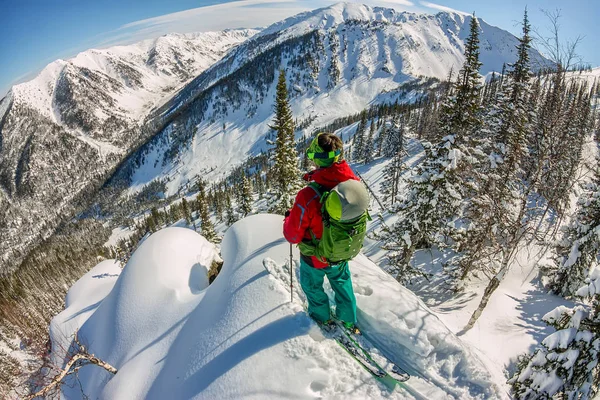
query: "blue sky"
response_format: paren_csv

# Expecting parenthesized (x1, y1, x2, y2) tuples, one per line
(1, 0, 598, 97)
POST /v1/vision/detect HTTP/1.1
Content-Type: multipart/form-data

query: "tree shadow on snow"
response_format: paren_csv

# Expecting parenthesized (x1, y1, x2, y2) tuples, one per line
(92, 273, 120, 279)
(407, 249, 477, 313)
(231, 269, 269, 296)
(504, 277, 577, 377)
(63, 300, 103, 322)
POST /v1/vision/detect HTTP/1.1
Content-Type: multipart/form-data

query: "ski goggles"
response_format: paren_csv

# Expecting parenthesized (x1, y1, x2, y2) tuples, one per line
(307, 149, 341, 160)
(306, 133, 341, 161)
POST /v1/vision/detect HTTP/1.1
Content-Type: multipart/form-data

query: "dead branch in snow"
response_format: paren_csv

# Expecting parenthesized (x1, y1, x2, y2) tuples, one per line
(26, 332, 116, 400)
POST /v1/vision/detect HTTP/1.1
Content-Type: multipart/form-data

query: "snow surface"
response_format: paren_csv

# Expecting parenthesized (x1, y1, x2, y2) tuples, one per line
(52, 215, 503, 399)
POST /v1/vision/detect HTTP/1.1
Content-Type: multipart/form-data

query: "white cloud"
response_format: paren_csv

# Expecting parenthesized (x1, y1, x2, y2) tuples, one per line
(419, 1, 469, 16)
(96, 0, 315, 48)
(379, 0, 415, 6)
(96, 0, 425, 49)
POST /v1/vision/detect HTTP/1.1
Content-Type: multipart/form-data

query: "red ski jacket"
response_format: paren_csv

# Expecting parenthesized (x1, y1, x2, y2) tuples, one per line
(283, 161, 359, 268)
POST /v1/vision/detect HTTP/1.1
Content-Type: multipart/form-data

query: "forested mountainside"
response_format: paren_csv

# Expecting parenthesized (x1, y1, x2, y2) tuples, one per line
(113, 3, 547, 200)
(0, 29, 257, 273)
(7, 3, 598, 397)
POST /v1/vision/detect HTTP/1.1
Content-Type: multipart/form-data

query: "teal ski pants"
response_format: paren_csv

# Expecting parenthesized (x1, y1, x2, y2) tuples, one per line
(299, 258, 357, 324)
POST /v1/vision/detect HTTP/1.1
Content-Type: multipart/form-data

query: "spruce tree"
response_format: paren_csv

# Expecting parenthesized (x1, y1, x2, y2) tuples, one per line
(380, 120, 406, 205)
(353, 112, 367, 162)
(380, 13, 485, 284)
(146, 213, 157, 233)
(510, 267, 600, 399)
(150, 207, 161, 231)
(462, 9, 536, 330)
(196, 181, 218, 242)
(380, 138, 462, 283)
(269, 70, 302, 214)
(376, 120, 387, 157)
(548, 169, 600, 297)
(363, 120, 375, 164)
(167, 204, 178, 224)
(441, 13, 483, 140)
(181, 198, 192, 225)
(240, 175, 253, 217)
(538, 81, 593, 217)
(225, 192, 237, 226)
(454, 9, 532, 284)
(213, 190, 224, 223)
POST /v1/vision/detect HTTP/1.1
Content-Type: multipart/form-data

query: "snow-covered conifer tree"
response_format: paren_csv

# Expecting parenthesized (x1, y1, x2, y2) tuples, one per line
(363, 120, 375, 164)
(454, 9, 533, 286)
(240, 175, 253, 217)
(269, 70, 302, 214)
(380, 120, 406, 205)
(549, 171, 600, 297)
(510, 267, 600, 399)
(380, 137, 463, 283)
(181, 197, 192, 225)
(225, 193, 237, 226)
(381, 14, 485, 283)
(353, 112, 367, 162)
(213, 189, 224, 222)
(196, 180, 218, 242)
(462, 9, 537, 329)
(376, 120, 387, 157)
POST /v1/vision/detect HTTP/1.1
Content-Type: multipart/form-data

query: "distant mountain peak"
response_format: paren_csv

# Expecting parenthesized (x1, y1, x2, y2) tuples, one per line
(8, 29, 259, 123)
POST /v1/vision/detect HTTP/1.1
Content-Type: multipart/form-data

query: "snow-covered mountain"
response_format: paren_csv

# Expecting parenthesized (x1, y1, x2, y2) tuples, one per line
(11, 30, 258, 133)
(120, 2, 548, 195)
(0, 29, 257, 272)
(51, 215, 504, 399)
(0, 2, 551, 273)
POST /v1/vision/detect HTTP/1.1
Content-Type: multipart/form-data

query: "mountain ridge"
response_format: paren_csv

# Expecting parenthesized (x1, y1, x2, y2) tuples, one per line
(122, 2, 548, 197)
(0, 29, 258, 273)
(0, 2, 550, 273)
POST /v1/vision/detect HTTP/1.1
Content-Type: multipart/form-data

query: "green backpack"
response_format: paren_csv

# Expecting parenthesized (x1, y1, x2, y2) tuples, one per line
(298, 179, 371, 264)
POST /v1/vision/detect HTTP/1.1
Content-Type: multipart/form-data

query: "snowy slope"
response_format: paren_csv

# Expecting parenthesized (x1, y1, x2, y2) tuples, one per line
(339, 113, 600, 395)
(10, 30, 258, 125)
(255, 3, 542, 78)
(0, 29, 257, 274)
(51, 215, 503, 399)
(125, 2, 547, 195)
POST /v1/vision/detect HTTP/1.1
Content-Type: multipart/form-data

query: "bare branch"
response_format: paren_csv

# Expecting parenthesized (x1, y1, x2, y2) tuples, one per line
(26, 332, 116, 400)
(532, 8, 584, 72)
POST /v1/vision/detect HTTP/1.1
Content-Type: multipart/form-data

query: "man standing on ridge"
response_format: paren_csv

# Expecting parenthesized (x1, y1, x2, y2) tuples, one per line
(283, 132, 367, 333)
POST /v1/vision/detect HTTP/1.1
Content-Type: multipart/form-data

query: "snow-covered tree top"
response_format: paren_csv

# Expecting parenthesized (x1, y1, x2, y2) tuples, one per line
(577, 267, 600, 298)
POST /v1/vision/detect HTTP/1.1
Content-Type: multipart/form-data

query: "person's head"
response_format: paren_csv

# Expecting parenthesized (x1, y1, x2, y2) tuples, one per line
(306, 133, 344, 168)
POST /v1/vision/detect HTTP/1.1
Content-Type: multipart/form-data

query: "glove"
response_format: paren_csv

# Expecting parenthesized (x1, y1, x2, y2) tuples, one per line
(302, 170, 315, 181)
(284, 210, 291, 217)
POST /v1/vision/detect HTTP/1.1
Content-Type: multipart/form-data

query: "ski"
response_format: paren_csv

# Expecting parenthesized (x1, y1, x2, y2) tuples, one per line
(263, 258, 410, 384)
(333, 319, 410, 382)
(315, 320, 388, 379)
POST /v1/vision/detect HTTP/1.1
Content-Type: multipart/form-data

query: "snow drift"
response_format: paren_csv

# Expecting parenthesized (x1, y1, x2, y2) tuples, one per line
(50, 215, 503, 399)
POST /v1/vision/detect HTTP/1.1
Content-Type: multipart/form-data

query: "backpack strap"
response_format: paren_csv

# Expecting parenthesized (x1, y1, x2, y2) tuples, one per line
(303, 182, 329, 263)
(308, 182, 331, 222)
(308, 182, 327, 202)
